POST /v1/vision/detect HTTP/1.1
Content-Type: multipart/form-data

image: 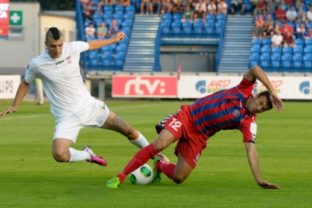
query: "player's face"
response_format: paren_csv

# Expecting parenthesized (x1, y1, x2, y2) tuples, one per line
(246, 95, 270, 114)
(46, 37, 64, 59)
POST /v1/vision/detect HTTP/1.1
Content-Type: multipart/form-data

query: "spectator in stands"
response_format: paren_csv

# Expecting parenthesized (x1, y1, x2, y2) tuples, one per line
(284, 0, 294, 7)
(280, 21, 294, 35)
(286, 5, 298, 22)
(107, 19, 119, 37)
(263, 14, 274, 28)
(85, 22, 96, 40)
(306, 5, 312, 22)
(195, 0, 207, 14)
(97, 21, 108, 39)
(253, 0, 266, 16)
(296, 23, 306, 39)
(217, 0, 228, 15)
(161, 0, 173, 14)
(253, 14, 265, 38)
(271, 30, 284, 47)
(275, 4, 287, 22)
(97, 0, 108, 13)
(297, 12, 308, 24)
(172, 0, 184, 14)
(283, 29, 295, 47)
(266, 0, 276, 15)
(182, 4, 194, 21)
(295, 0, 306, 13)
(141, 0, 153, 14)
(304, 28, 312, 39)
(262, 22, 275, 38)
(80, 0, 95, 20)
(230, 0, 245, 15)
(207, 0, 218, 15)
(121, 0, 131, 6)
(152, 0, 162, 14)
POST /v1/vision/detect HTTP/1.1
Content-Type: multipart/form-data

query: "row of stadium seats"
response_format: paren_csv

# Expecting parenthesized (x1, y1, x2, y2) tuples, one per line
(160, 13, 226, 37)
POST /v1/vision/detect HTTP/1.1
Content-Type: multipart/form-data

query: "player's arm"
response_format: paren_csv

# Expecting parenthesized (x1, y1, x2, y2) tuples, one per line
(244, 142, 280, 189)
(0, 80, 30, 116)
(245, 65, 284, 111)
(87, 32, 125, 50)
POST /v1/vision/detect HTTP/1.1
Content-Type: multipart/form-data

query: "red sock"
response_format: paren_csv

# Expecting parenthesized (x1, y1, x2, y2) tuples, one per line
(118, 144, 158, 182)
(157, 161, 175, 180)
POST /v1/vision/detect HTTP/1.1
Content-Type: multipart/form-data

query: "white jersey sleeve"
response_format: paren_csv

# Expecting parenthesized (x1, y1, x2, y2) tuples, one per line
(68, 41, 89, 54)
(24, 60, 37, 84)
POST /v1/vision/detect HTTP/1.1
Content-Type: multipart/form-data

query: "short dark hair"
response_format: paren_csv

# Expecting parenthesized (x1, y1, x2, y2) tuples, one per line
(45, 27, 63, 42)
(258, 91, 273, 110)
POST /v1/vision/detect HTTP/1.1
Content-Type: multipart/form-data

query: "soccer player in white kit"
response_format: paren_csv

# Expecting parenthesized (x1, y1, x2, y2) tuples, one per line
(0, 27, 149, 166)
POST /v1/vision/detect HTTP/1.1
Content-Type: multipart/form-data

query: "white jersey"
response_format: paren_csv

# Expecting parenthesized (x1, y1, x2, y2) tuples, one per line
(24, 41, 96, 119)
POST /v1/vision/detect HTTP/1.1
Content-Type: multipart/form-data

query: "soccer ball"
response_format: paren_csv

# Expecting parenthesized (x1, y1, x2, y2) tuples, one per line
(129, 164, 154, 185)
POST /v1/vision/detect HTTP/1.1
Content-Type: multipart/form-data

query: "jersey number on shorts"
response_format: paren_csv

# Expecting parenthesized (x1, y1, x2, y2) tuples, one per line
(168, 118, 182, 131)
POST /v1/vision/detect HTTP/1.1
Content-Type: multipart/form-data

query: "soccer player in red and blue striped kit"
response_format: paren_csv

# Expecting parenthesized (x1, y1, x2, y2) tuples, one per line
(107, 65, 284, 189)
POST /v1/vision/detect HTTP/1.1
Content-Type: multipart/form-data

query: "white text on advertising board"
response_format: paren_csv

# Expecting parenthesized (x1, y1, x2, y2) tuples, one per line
(124, 77, 165, 95)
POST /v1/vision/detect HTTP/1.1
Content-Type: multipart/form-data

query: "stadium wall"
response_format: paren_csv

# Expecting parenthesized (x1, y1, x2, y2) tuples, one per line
(0, 2, 40, 74)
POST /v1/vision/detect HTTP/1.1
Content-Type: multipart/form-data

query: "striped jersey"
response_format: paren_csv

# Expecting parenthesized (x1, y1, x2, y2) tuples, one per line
(189, 77, 257, 143)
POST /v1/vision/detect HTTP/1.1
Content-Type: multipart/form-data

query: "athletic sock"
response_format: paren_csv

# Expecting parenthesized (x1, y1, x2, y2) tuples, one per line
(69, 147, 90, 162)
(157, 161, 175, 180)
(117, 144, 158, 182)
(129, 132, 149, 148)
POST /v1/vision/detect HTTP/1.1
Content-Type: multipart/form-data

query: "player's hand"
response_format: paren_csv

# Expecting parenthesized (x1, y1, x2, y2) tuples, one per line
(270, 92, 284, 112)
(0, 106, 17, 117)
(258, 180, 280, 189)
(114, 32, 126, 42)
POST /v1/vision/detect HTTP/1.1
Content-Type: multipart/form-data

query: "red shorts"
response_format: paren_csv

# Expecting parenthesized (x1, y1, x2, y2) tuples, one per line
(163, 106, 207, 168)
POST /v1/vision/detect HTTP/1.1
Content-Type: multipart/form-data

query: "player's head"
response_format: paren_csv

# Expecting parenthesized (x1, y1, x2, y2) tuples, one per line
(246, 91, 273, 114)
(45, 27, 64, 59)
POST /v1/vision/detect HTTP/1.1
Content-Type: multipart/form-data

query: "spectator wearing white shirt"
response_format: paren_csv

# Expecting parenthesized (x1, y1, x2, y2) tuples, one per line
(286, 6, 298, 22)
(271, 30, 284, 48)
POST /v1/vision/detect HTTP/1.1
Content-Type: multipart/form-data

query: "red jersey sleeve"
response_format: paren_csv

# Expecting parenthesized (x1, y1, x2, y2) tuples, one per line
(236, 77, 255, 98)
(240, 116, 257, 143)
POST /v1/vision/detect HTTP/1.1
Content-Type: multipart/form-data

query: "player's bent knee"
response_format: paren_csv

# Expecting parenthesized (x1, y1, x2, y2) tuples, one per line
(173, 175, 187, 184)
(52, 150, 69, 162)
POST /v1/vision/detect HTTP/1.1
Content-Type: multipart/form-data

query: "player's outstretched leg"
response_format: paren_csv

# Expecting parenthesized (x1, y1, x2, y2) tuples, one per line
(83, 146, 107, 167)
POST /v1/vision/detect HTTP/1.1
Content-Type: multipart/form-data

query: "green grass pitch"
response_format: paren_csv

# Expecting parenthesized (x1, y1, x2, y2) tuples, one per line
(0, 100, 311, 208)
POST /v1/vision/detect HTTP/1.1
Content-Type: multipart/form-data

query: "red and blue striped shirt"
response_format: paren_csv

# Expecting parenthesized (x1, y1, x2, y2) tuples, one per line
(189, 77, 257, 143)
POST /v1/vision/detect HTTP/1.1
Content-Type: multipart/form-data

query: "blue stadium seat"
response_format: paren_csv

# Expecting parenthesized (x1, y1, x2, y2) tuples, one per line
(303, 53, 312, 68)
(205, 26, 215, 35)
(295, 38, 304, 46)
(281, 53, 292, 68)
(252, 38, 261, 45)
(249, 52, 259, 62)
(271, 47, 282, 54)
(103, 5, 113, 13)
(271, 52, 281, 68)
(114, 5, 125, 13)
(125, 5, 135, 13)
(260, 52, 270, 62)
(262, 38, 271, 46)
(304, 45, 312, 54)
(173, 13, 182, 21)
(305, 38, 312, 46)
(293, 45, 303, 54)
(293, 53, 303, 68)
(250, 44, 261, 53)
(283, 46, 293, 55)
(261, 45, 271, 53)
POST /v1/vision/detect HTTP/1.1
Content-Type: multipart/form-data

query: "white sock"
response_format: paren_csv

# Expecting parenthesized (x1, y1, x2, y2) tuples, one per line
(69, 147, 91, 162)
(129, 132, 149, 148)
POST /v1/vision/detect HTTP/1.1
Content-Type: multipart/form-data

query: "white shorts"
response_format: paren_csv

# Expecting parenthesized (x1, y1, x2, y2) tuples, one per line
(53, 100, 109, 142)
